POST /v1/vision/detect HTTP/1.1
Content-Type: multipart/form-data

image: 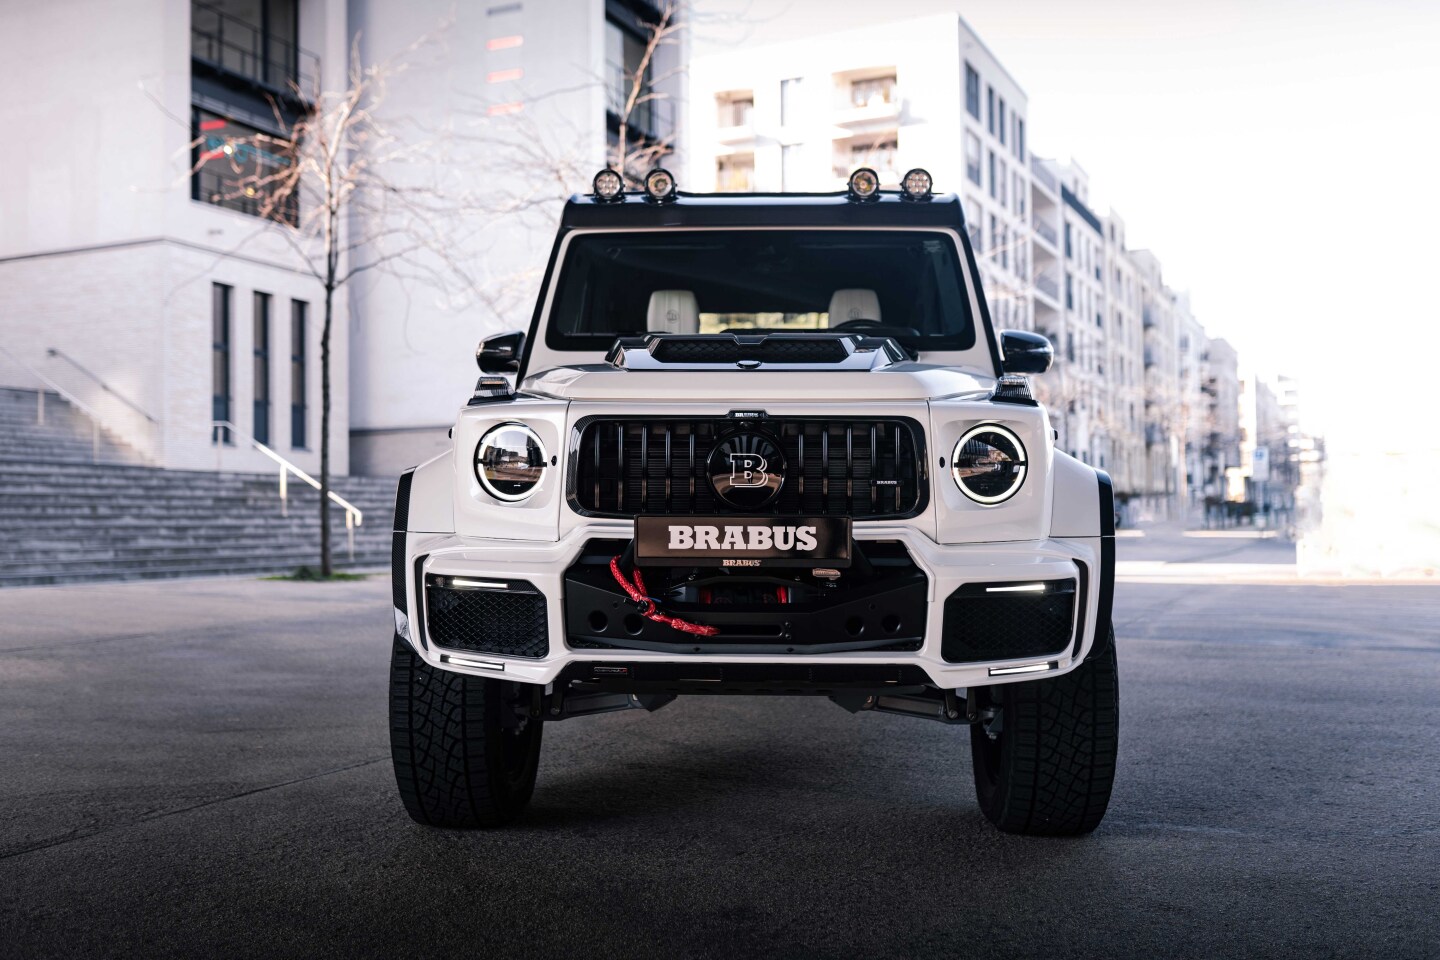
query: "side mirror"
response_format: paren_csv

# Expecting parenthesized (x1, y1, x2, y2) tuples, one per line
(477, 330, 525, 374)
(999, 329, 1053, 374)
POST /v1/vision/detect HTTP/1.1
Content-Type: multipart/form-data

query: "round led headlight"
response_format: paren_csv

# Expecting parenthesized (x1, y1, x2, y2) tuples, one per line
(592, 168, 624, 202)
(901, 167, 933, 200)
(848, 167, 880, 200)
(644, 167, 677, 202)
(952, 424, 1027, 505)
(475, 422, 547, 502)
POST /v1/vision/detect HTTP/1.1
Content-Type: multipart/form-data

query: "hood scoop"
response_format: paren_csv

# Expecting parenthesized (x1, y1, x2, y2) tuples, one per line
(606, 333, 907, 371)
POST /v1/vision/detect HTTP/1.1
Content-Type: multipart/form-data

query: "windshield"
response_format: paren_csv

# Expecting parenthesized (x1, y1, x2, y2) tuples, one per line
(545, 229, 976, 353)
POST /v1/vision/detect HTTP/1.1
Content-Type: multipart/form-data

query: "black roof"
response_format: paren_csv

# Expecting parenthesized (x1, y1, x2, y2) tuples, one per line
(560, 190, 968, 231)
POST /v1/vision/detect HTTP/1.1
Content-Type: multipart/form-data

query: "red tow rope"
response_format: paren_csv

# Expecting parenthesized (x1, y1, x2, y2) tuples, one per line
(609, 556, 720, 636)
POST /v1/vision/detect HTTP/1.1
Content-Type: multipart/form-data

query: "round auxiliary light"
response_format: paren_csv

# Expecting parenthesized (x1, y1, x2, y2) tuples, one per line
(901, 167, 933, 200)
(952, 424, 1028, 505)
(848, 167, 880, 201)
(592, 168, 624, 202)
(644, 167, 677, 202)
(475, 422, 548, 502)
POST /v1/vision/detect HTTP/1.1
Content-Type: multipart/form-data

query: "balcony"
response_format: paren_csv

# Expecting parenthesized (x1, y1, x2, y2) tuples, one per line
(191, 2, 318, 99)
(1032, 217, 1058, 248)
(1034, 272, 1059, 302)
(1030, 158, 1058, 195)
(1143, 306, 1157, 330)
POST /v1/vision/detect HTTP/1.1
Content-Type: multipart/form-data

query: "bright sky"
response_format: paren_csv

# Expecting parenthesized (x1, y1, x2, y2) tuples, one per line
(695, 0, 1440, 454)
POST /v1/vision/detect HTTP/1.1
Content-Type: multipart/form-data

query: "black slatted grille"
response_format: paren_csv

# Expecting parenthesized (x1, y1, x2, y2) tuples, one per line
(651, 338, 850, 365)
(571, 417, 925, 519)
(425, 582, 549, 658)
(940, 580, 1076, 663)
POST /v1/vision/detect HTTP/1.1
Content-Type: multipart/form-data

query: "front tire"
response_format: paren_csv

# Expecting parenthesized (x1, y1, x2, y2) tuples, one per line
(389, 635, 543, 828)
(970, 630, 1119, 835)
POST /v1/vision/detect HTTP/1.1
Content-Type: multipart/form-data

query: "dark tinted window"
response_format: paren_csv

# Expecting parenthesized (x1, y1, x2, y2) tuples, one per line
(547, 230, 975, 352)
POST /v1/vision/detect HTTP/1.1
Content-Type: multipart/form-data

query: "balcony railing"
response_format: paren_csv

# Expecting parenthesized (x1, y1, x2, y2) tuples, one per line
(191, 1, 319, 96)
(1034, 272, 1059, 300)
(1032, 217, 1058, 247)
(1030, 158, 1058, 194)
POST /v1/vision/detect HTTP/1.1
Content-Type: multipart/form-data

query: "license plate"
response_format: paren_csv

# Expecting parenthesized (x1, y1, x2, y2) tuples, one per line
(635, 516, 852, 568)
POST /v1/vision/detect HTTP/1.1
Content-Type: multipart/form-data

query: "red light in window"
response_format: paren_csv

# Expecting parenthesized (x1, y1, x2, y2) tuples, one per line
(199, 119, 227, 131)
(486, 68, 523, 83)
(487, 101, 524, 116)
(487, 35, 523, 50)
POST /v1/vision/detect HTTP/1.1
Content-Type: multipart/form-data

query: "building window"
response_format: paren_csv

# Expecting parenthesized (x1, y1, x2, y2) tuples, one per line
(990, 215, 999, 259)
(780, 77, 803, 126)
(1065, 273, 1073, 310)
(606, 17, 660, 142)
(190, 0, 303, 91)
(1064, 222, 1073, 259)
(998, 98, 1006, 145)
(1000, 226, 1009, 271)
(717, 92, 753, 127)
(997, 158, 1007, 206)
(212, 283, 232, 444)
(1014, 172, 1025, 216)
(964, 131, 981, 186)
(717, 153, 755, 192)
(253, 292, 271, 446)
(850, 74, 897, 108)
(290, 300, 307, 449)
(781, 144, 802, 191)
(987, 150, 996, 199)
(1016, 116, 1025, 161)
(192, 109, 296, 223)
(986, 85, 995, 135)
(964, 62, 980, 119)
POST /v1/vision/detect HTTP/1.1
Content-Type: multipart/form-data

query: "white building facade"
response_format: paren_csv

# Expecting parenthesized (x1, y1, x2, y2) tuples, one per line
(0, 0, 683, 478)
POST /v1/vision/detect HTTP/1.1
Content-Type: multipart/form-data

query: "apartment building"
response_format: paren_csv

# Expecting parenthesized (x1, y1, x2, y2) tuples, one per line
(689, 13, 1034, 334)
(0, 0, 683, 477)
(690, 15, 1248, 520)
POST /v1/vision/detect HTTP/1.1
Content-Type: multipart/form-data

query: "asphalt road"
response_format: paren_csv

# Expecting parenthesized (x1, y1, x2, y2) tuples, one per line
(2, 530, 1438, 959)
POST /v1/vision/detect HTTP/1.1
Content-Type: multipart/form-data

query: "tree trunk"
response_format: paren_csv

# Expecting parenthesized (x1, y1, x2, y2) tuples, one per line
(320, 283, 333, 577)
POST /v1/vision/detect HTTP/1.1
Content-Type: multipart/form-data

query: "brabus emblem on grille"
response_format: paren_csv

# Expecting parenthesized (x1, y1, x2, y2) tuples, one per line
(708, 432, 786, 509)
(729, 452, 769, 488)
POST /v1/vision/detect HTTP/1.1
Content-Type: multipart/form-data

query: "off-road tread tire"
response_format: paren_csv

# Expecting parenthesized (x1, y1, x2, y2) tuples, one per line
(971, 630, 1119, 836)
(389, 634, 542, 828)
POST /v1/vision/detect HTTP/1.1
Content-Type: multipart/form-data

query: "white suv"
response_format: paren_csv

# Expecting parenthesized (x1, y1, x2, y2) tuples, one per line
(388, 168, 1119, 835)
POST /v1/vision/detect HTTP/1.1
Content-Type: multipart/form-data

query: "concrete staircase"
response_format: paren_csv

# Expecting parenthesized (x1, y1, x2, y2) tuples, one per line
(0, 387, 400, 587)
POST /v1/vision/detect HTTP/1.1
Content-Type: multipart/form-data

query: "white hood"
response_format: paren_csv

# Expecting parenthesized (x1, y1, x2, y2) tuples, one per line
(519, 362, 996, 403)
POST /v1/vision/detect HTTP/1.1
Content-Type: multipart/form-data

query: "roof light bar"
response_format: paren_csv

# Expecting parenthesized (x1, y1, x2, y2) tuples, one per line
(900, 167, 933, 200)
(644, 167, 677, 203)
(847, 167, 880, 201)
(592, 168, 624, 202)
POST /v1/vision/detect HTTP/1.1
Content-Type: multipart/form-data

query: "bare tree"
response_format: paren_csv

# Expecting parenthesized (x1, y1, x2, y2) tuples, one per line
(192, 30, 485, 576)
(608, 1, 684, 182)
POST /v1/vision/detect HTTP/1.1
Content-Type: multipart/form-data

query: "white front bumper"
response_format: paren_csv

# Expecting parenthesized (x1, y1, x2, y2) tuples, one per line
(397, 522, 1106, 690)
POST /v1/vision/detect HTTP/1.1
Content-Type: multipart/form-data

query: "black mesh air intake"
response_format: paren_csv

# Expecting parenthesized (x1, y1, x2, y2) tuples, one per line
(571, 416, 926, 519)
(651, 336, 849, 365)
(425, 578, 549, 658)
(941, 579, 1076, 663)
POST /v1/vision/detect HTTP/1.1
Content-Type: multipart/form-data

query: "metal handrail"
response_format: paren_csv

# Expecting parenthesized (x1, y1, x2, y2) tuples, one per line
(0, 344, 115, 462)
(44, 348, 158, 424)
(212, 420, 362, 559)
